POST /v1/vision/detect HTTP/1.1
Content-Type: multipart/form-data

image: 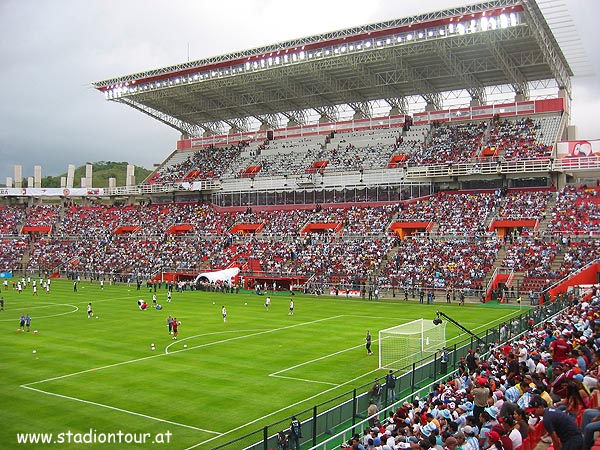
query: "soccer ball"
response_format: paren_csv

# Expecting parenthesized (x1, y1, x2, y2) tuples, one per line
(33, 330, 38, 335)
(244, 302, 248, 306)
(32, 350, 37, 354)
(96, 316, 99, 319)
(183, 344, 188, 348)
(178, 321, 181, 325)
(212, 301, 215, 304)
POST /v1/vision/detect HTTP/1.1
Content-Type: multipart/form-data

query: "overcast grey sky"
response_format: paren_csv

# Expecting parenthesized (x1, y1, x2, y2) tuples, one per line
(0, 0, 598, 182)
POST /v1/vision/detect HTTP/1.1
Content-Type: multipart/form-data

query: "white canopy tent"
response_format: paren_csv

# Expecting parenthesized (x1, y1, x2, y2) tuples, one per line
(193, 267, 239, 284)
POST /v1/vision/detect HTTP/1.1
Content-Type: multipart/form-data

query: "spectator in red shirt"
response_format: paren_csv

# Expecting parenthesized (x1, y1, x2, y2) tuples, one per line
(550, 332, 573, 367)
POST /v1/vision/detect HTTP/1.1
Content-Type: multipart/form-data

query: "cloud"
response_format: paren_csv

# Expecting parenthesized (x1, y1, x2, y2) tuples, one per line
(0, 0, 597, 182)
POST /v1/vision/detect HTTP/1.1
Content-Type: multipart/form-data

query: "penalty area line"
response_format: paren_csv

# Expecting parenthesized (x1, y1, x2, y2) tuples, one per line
(269, 341, 366, 385)
(21, 384, 220, 435)
(183, 365, 381, 450)
(271, 375, 339, 386)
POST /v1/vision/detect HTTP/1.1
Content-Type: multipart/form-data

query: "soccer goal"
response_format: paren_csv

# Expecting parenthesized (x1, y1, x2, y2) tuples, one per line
(378, 318, 446, 370)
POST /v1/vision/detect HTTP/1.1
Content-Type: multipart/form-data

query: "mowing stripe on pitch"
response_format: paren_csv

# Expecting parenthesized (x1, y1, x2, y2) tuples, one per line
(21, 385, 219, 434)
(183, 365, 381, 450)
(24, 315, 346, 386)
(164, 315, 346, 354)
(0, 303, 79, 322)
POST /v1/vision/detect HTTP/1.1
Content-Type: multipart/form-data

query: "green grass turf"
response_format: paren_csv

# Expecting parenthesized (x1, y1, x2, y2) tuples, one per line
(0, 280, 525, 449)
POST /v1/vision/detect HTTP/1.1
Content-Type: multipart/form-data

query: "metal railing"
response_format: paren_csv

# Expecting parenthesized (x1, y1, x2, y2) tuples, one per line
(307, 296, 569, 450)
(211, 297, 569, 450)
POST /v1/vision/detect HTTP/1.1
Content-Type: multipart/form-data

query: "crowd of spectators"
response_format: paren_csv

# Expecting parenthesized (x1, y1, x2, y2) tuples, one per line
(149, 143, 245, 184)
(28, 236, 221, 279)
(407, 122, 487, 166)
(496, 191, 552, 220)
(501, 237, 560, 277)
(0, 238, 28, 271)
(517, 238, 600, 295)
(559, 240, 600, 278)
(287, 235, 396, 287)
(2, 184, 599, 289)
(346, 294, 600, 450)
(396, 192, 499, 236)
(23, 205, 60, 227)
(134, 114, 563, 187)
(486, 117, 552, 161)
(548, 185, 600, 236)
(378, 237, 500, 291)
(0, 205, 26, 235)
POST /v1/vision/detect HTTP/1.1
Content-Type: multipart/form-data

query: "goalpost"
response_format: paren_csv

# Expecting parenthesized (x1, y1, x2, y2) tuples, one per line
(378, 318, 446, 370)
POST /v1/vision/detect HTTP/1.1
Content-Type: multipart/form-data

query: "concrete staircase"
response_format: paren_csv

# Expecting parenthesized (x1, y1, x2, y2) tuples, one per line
(19, 240, 34, 272)
(535, 193, 557, 235)
(481, 245, 507, 294)
(428, 221, 440, 236)
(51, 205, 66, 236)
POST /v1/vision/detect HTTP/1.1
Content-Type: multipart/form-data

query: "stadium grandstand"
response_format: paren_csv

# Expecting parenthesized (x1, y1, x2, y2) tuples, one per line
(1, 0, 598, 298)
(1, 1, 600, 447)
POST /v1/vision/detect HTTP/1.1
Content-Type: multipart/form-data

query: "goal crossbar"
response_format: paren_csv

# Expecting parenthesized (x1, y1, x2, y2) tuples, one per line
(378, 318, 446, 370)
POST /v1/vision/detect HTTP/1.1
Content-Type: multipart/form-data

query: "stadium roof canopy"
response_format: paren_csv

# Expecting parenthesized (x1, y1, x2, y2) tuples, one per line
(92, 0, 572, 138)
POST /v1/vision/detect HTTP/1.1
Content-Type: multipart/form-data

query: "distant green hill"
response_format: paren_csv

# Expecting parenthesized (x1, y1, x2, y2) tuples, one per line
(37, 161, 154, 188)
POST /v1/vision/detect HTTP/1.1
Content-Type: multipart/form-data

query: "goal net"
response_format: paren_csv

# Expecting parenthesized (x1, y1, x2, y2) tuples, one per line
(378, 318, 446, 370)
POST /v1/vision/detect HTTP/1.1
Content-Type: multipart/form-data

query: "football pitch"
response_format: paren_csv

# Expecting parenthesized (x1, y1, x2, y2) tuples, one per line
(0, 280, 524, 449)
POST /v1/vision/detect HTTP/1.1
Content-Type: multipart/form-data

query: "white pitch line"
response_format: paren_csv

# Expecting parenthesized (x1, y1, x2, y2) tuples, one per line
(21, 385, 219, 434)
(27, 316, 344, 386)
(270, 342, 365, 377)
(186, 311, 528, 449)
(183, 364, 382, 450)
(164, 315, 346, 354)
(22, 314, 352, 447)
(271, 375, 339, 386)
(0, 303, 79, 322)
(23, 351, 167, 386)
